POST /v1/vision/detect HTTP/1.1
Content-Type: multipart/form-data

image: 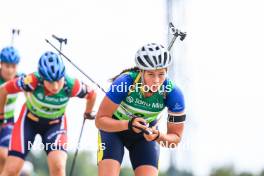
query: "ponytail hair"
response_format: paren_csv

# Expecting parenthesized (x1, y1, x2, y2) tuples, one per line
(110, 67, 140, 82)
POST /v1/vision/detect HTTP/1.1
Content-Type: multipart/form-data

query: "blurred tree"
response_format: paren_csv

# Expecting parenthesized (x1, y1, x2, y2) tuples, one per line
(120, 167, 134, 176)
(66, 151, 97, 176)
(26, 151, 49, 176)
(259, 170, 264, 176)
(237, 172, 255, 176)
(26, 150, 194, 176)
(175, 170, 193, 176)
(210, 166, 236, 176)
(26, 150, 98, 176)
(167, 168, 193, 176)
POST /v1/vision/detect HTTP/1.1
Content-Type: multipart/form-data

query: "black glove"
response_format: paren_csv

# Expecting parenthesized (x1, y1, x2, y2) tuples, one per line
(128, 117, 151, 135)
(151, 130, 160, 141)
(128, 116, 140, 133)
(84, 112, 95, 120)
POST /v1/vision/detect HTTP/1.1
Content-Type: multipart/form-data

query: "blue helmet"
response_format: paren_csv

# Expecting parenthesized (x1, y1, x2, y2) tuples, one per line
(38, 51, 65, 81)
(0, 46, 20, 64)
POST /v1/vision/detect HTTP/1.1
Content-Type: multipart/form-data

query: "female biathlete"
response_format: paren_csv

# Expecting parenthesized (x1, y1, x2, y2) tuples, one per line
(0, 46, 22, 173)
(96, 43, 186, 176)
(0, 51, 96, 176)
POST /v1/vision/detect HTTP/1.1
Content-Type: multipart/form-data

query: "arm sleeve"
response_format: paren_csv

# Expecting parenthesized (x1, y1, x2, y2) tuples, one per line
(71, 79, 95, 99)
(5, 73, 38, 93)
(106, 74, 134, 104)
(164, 80, 185, 113)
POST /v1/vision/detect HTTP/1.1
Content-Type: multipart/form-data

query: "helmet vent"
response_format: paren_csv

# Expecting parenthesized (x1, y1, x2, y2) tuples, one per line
(164, 52, 168, 60)
(143, 55, 154, 67)
(153, 56, 158, 65)
(137, 57, 147, 67)
(158, 54, 162, 63)
(163, 54, 167, 65)
(51, 65, 55, 73)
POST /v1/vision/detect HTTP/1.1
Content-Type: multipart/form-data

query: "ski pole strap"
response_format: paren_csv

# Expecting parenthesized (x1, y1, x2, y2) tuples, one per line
(152, 130, 160, 141)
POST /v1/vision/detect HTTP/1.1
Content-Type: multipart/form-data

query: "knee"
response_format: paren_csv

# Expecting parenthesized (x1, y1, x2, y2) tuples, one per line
(0, 156, 6, 166)
(50, 163, 65, 176)
(0, 149, 8, 164)
(98, 159, 121, 176)
(49, 159, 66, 176)
(2, 165, 21, 176)
(134, 165, 158, 176)
(54, 161, 65, 171)
(1, 156, 24, 176)
(48, 151, 67, 176)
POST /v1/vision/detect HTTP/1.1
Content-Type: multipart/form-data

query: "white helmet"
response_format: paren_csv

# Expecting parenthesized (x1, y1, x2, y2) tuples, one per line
(135, 43, 172, 70)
